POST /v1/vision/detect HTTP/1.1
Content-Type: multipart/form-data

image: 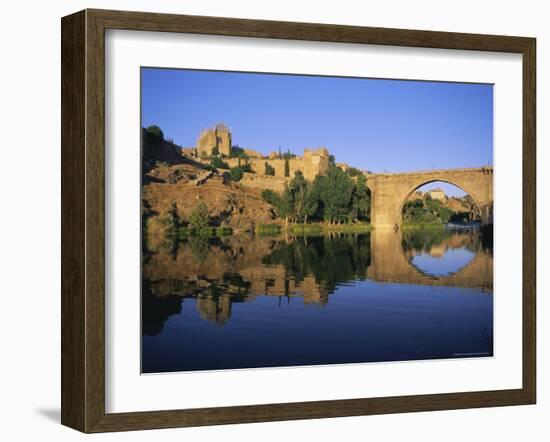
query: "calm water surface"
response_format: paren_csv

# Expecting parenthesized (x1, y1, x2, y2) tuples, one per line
(142, 228, 493, 373)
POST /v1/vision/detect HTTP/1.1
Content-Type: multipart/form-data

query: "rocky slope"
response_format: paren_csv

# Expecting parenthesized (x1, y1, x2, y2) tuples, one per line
(142, 131, 277, 235)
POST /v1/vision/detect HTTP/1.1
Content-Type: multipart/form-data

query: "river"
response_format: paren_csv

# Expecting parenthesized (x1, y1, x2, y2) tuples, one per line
(142, 227, 493, 373)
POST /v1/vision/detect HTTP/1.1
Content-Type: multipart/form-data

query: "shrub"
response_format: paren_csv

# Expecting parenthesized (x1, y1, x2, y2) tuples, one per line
(289, 223, 322, 234)
(230, 166, 244, 182)
(261, 189, 279, 205)
(346, 167, 363, 177)
(282, 149, 296, 160)
(256, 223, 282, 235)
(241, 162, 254, 173)
(198, 227, 216, 237)
(229, 145, 249, 159)
(210, 156, 229, 169)
(264, 162, 275, 176)
(189, 201, 210, 231)
(177, 227, 190, 238)
(216, 227, 233, 236)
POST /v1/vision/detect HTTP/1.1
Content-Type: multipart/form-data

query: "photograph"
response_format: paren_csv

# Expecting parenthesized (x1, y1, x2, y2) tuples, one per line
(140, 68, 494, 373)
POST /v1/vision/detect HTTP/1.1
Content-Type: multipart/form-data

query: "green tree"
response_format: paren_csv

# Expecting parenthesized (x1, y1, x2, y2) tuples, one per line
(313, 166, 354, 224)
(262, 187, 292, 226)
(229, 145, 248, 159)
(282, 149, 296, 160)
(230, 166, 244, 182)
(146, 125, 164, 139)
(289, 171, 309, 223)
(189, 201, 210, 231)
(303, 186, 319, 224)
(210, 156, 229, 169)
(425, 198, 451, 223)
(350, 174, 370, 221)
(262, 167, 367, 225)
(402, 197, 456, 224)
(346, 167, 363, 177)
(261, 189, 279, 205)
(403, 198, 430, 222)
(211, 145, 219, 156)
(264, 162, 275, 176)
(284, 158, 290, 177)
(280, 185, 294, 226)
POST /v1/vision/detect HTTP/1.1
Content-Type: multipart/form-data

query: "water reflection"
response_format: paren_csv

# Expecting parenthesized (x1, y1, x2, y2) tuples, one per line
(142, 228, 493, 372)
(368, 229, 493, 289)
(412, 249, 475, 277)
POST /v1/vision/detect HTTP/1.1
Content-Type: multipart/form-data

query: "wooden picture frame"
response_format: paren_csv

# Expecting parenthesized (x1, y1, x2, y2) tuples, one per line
(61, 8, 536, 433)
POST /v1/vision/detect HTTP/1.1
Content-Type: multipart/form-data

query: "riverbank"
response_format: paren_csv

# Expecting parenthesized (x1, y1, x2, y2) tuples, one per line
(175, 226, 233, 238)
(257, 222, 373, 235)
(401, 222, 447, 230)
(402, 221, 485, 229)
(161, 221, 487, 240)
(165, 222, 373, 239)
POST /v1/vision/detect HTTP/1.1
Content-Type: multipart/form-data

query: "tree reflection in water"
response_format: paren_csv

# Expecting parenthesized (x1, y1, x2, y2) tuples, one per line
(142, 227, 493, 372)
(142, 228, 492, 334)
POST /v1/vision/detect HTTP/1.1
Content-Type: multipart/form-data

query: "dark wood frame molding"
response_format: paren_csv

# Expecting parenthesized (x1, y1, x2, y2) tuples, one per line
(61, 8, 536, 433)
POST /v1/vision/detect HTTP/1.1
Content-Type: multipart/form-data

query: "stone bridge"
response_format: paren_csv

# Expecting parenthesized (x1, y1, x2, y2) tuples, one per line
(366, 167, 493, 229)
(367, 229, 493, 291)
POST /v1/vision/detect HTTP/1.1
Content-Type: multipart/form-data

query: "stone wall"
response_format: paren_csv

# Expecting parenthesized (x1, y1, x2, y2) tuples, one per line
(224, 147, 330, 181)
(238, 172, 288, 192)
(194, 123, 331, 181)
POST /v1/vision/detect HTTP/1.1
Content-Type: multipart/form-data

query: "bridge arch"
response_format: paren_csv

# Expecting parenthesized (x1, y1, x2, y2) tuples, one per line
(366, 167, 493, 229)
(398, 179, 482, 223)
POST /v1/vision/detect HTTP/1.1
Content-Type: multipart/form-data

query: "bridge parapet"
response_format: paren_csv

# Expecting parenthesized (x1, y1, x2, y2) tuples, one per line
(366, 166, 492, 179)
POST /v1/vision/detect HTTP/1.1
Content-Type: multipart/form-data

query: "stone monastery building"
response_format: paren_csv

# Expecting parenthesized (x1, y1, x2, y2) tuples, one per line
(193, 123, 332, 181)
(196, 123, 232, 157)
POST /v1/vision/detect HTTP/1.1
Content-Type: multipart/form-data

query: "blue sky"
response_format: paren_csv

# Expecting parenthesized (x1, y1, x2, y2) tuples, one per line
(141, 68, 493, 197)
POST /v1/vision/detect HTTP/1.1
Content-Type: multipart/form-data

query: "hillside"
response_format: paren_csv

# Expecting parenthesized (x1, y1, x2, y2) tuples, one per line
(403, 192, 474, 224)
(141, 130, 276, 239)
(142, 128, 187, 173)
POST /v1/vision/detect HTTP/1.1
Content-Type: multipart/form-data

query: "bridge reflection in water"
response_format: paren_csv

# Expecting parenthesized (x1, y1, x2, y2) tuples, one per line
(142, 228, 493, 372)
(368, 228, 493, 291)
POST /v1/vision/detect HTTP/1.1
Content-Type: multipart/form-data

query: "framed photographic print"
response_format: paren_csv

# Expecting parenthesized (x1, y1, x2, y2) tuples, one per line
(61, 9, 536, 433)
